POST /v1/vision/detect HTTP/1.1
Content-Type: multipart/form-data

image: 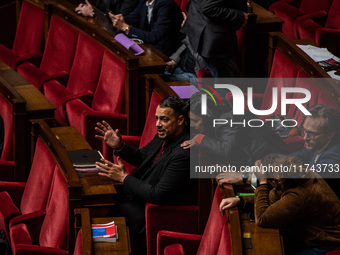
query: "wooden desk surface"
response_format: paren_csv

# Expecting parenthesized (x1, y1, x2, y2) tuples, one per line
(0, 68, 29, 86)
(92, 217, 130, 255)
(16, 84, 55, 116)
(240, 213, 285, 255)
(51, 126, 117, 208)
(0, 61, 10, 70)
(253, 2, 283, 26)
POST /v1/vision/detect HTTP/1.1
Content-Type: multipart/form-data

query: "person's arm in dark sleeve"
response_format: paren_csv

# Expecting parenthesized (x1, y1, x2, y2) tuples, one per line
(122, 151, 190, 204)
(114, 135, 158, 167)
(119, 0, 139, 16)
(124, 0, 143, 27)
(127, 1, 180, 44)
(202, 0, 245, 28)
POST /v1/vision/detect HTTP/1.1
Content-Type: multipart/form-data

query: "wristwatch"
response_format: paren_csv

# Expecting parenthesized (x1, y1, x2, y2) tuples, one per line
(92, 11, 96, 18)
(124, 25, 131, 34)
(241, 172, 249, 184)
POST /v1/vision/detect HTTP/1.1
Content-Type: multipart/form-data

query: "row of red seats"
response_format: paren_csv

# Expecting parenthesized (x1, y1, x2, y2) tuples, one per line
(0, 138, 68, 254)
(270, 0, 340, 57)
(0, 0, 127, 155)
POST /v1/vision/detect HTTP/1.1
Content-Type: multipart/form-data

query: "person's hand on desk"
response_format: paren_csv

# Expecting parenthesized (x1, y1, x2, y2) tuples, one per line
(165, 60, 177, 74)
(219, 197, 240, 215)
(75, 0, 94, 17)
(95, 120, 123, 149)
(96, 157, 128, 183)
(216, 172, 243, 186)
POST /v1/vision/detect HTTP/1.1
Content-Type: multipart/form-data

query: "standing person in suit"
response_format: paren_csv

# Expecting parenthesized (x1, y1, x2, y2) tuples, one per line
(290, 104, 340, 198)
(109, 0, 184, 56)
(75, 0, 139, 17)
(95, 96, 193, 254)
(183, 0, 248, 78)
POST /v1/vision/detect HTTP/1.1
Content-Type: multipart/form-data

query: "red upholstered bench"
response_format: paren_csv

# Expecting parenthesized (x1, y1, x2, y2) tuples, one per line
(17, 15, 79, 91)
(43, 32, 105, 126)
(65, 49, 127, 152)
(9, 165, 69, 255)
(269, 0, 333, 40)
(157, 187, 230, 255)
(0, 138, 56, 244)
(0, 0, 45, 69)
(297, 0, 340, 57)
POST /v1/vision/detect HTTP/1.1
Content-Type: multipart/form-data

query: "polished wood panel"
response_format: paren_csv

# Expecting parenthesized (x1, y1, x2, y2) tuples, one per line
(92, 217, 130, 255)
(240, 2, 283, 77)
(220, 184, 285, 255)
(0, 61, 55, 180)
(74, 208, 131, 255)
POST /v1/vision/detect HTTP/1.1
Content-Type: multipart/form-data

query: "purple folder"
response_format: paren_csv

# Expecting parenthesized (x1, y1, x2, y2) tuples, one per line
(114, 33, 144, 55)
(170, 85, 199, 99)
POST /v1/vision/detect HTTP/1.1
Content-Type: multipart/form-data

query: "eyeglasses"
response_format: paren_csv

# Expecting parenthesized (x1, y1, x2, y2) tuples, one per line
(301, 129, 323, 138)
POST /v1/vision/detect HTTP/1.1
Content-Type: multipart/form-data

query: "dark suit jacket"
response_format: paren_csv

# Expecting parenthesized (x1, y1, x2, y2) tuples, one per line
(115, 130, 192, 204)
(183, 0, 247, 59)
(291, 134, 340, 196)
(124, 0, 183, 56)
(96, 0, 139, 16)
(114, 130, 192, 235)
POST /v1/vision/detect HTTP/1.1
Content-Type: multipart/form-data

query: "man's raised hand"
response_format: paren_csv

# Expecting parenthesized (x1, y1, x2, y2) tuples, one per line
(95, 120, 123, 149)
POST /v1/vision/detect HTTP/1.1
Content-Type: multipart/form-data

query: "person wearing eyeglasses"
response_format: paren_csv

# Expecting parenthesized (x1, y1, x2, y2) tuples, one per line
(290, 104, 340, 198)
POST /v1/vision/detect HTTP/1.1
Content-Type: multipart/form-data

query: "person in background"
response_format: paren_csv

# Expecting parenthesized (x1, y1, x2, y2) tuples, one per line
(109, 0, 184, 56)
(181, 92, 286, 170)
(220, 154, 340, 255)
(182, 0, 248, 78)
(290, 104, 340, 198)
(75, 0, 138, 18)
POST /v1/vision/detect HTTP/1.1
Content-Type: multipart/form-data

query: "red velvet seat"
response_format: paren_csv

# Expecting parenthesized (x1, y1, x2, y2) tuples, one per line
(9, 165, 68, 255)
(65, 49, 126, 151)
(269, 0, 333, 40)
(146, 204, 198, 255)
(0, 95, 14, 181)
(297, 0, 340, 57)
(0, 138, 56, 242)
(43, 32, 105, 126)
(157, 187, 231, 255)
(174, 0, 189, 13)
(17, 15, 79, 91)
(0, 0, 44, 69)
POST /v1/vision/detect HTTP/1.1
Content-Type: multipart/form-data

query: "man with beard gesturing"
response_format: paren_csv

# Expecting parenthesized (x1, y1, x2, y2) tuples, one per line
(94, 96, 193, 254)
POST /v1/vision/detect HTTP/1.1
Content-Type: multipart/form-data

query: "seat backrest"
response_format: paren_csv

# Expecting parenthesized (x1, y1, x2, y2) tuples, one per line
(325, 0, 340, 29)
(0, 96, 13, 161)
(139, 92, 162, 148)
(91, 50, 125, 113)
(261, 50, 300, 117)
(12, 0, 45, 57)
(174, 0, 189, 13)
(197, 187, 231, 255)
(20, 138, 56, 215)
(67, 32, 105, 95)
(299, 0, 332, 13)
(39, 165, 68, 249)
(287, 70, 337, 125)
(39, 16, 79, 75)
